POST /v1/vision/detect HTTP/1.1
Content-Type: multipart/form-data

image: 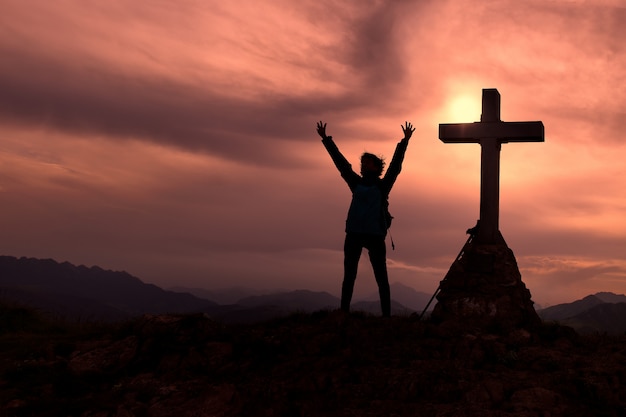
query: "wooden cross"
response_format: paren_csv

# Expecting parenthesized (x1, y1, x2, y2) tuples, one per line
(439, 89, 544, 244)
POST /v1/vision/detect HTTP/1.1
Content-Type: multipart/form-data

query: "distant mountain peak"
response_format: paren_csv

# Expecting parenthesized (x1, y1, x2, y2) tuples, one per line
(593, 292, 626, 304)
(538, 291, 626, 334)
(0, 255, 216, 321)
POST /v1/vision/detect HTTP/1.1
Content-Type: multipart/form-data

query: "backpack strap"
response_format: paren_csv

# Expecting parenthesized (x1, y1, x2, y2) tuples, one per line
(377, 182, 395, 250)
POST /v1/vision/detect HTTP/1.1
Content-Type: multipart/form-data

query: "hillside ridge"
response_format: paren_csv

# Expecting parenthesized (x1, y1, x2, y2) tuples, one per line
(2, 303, 626, 416)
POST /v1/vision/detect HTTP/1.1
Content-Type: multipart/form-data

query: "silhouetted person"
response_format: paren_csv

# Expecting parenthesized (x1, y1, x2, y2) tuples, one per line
(317, 121, 414, 316)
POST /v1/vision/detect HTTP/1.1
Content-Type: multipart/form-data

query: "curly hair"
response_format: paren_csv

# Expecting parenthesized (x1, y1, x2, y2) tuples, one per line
(361, 152, 385, 177)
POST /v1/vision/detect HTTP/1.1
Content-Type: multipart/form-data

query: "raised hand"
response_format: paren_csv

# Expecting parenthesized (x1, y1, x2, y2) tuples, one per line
(402, 121, 415, 141)
(316, 121, 328, 139)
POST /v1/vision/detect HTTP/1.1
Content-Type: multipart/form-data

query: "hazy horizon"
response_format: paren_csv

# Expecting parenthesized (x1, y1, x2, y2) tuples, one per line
(1, 1, 625, 308)
(2, 253, 617, 310)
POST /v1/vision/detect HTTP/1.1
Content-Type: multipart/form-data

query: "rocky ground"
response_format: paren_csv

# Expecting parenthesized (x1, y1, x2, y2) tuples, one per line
(1, 304, 626, 417)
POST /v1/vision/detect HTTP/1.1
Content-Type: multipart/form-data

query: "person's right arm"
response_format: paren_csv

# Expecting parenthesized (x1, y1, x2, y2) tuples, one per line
(381, 121, 415, 192)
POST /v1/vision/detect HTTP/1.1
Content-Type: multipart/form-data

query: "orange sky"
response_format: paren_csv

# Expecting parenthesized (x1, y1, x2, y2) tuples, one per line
(1, 0, 625, 307)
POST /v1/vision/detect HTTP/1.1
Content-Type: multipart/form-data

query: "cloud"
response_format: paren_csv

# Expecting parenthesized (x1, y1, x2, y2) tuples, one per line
(519, 255, 626, 306)
(1, 0, 626, 307)
(0, 1, 445, 164)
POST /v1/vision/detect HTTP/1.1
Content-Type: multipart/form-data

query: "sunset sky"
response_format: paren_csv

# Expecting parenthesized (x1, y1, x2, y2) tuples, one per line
(1, 0, 625, 307)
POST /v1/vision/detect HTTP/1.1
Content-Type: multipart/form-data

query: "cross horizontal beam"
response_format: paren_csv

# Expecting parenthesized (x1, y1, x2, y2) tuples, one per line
(440, 121, 544, 144)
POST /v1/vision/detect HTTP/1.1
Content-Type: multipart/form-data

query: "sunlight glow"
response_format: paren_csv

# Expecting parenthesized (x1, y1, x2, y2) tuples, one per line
(446, 95, 481, 123)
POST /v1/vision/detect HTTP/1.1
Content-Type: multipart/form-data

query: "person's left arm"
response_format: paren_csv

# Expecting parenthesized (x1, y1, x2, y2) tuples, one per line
(317, 121, 360, 189)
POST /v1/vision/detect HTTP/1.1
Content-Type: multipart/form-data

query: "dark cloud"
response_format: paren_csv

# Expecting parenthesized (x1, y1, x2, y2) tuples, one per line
(0, 1, 446, 163)
(0, 37, 431, 169)
(7, 47, 385, 168)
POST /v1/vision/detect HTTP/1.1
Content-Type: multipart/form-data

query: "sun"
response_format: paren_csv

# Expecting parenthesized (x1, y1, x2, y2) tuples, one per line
(446, 94, 481, 123)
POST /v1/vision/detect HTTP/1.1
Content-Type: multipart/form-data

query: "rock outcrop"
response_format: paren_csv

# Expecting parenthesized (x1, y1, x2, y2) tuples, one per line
(431, 232, 541, 332)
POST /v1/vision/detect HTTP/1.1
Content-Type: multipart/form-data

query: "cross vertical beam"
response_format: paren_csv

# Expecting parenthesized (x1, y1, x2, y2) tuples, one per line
(439, 89, 544, 244)
(478, 89, 502, 244)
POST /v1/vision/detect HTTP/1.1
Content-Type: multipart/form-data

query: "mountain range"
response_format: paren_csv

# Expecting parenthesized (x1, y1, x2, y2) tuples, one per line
(0, 256, 217, 321)
(2, 255, 626, 333)
(537, 292, 626, 334)
(173, 281, 432, 313)
(0, 256, 427, 323)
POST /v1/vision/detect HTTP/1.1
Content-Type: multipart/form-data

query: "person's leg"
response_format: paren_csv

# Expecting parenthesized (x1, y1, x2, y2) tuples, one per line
(342, 233, 362, 312)
(367, 236, 390, 317)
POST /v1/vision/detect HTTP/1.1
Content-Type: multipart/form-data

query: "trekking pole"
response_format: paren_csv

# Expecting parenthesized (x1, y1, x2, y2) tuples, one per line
(418, 222, 478, 320)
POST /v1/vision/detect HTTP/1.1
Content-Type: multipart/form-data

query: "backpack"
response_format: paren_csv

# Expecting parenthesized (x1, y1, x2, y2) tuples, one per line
(381, 194, 393, 230)
(347, 181, 394, 236)
(378, 184, 396, 249)
(377, 183, 393, 230)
